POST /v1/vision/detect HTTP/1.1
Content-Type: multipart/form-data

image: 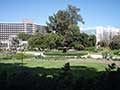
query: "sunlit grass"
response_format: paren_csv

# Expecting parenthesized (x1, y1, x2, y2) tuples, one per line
(0, 59, 107, 71)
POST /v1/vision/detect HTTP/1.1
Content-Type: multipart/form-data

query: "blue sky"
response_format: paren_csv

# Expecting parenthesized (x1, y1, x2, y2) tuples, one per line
(0, 0, 120, 28)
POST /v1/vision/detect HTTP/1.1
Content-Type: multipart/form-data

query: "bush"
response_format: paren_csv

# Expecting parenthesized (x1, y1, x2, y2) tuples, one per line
(44, 51, 87, 57)
(74, 44, 84, 50)
(112, 50, 120, 56)
(85, 47, 96, 52)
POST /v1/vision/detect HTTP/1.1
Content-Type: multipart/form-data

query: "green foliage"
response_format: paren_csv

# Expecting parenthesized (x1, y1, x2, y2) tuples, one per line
(74, 43, 84, 50)
(46, 5, 84, 35)
(112, 50, 120, 56)
(28, 33, 64, 50)
(44, 50, 88, 57)
(79, 33, 89, 46)
(108, 35, 120, 50)
(63, 25, 81, 47)
(28, 33, 47, 50)
(46, 5, 86, 49)
(1, 60, 120, 90)
(85, 47, 96, 52)
(87, 35, 96, 46)
(18, 32, 32, 41)
(97, 40, 107, 47)
(27, 5, 95, 50)
(109, 41, 120, 50)
(45, 33, 64, 49)
(105, 63, 117, 72)
(101, 48, 112, 59)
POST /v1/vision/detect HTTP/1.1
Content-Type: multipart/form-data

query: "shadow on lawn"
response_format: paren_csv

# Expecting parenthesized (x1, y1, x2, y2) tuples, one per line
(0, 62, 120, 90)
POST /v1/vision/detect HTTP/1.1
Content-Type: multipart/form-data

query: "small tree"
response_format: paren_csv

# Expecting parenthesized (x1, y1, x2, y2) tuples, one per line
(109, 35, 120, 50)
(10, 37, 20, 53)
(97, 40, 107, 47)
(18, 32, 31, 41)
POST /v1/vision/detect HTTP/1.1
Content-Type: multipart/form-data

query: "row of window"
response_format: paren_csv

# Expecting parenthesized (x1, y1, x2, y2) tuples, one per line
(0, 23, 24, 25)
(0, 30, 24, 32)
(0, 28, 24, 30)
(0, 31, 22, 34)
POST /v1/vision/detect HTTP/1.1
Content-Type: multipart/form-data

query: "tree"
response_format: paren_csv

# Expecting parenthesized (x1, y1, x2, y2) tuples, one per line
(46, 5, 84, 35)
(79, 33, 89, 47)
(45, 33, 64, 49)
(27, 5, 87, 50)
(63, 24, 80, 48)
(67, 5, 84, 24)
(28, 33, 47, 50)
(18, 32, 31, 41)
(10, 37, 20, 52)
(46, 5, 84, 50)
(97, 40, 107, 47)
(28, 33, 64, 50)
(88, 35, 96, 47)
(109, 35, 120, 49)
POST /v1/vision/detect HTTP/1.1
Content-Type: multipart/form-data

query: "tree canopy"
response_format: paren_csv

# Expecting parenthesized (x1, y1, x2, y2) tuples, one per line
(18, 32, 32, 41)
(109, 35, 120, 49)
(46, 5, 84, 35)
(26, 5, 96, 51)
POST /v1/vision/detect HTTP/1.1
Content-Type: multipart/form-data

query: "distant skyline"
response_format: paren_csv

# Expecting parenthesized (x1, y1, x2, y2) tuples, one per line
(0, 0, 120, 28)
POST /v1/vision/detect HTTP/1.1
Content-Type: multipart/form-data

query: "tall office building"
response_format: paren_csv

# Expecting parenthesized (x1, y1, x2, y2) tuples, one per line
(0, 20, 46, 48)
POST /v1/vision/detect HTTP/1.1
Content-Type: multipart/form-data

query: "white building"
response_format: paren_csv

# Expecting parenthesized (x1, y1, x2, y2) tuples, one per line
(81, 26, 120, 46)
(0, 20, 46, 49)
(96, 26, 120, 45)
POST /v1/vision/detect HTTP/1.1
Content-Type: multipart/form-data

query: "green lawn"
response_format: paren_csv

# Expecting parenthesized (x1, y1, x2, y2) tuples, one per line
(0, 58, 108, 79)
(0, 59, 106, 71)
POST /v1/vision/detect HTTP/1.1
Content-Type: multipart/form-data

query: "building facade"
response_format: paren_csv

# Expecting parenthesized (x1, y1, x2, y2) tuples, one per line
(0, 20, 46, 49)
(96, 26, 120, 45)
(81, 26, 120, 47)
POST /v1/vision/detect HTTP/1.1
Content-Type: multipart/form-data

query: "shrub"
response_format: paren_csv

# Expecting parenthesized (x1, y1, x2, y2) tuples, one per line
(85, 47, 96, 52)
(112, 50, 120, 56)
(101, 48, 112, 59)
(74, 44, 84, 50)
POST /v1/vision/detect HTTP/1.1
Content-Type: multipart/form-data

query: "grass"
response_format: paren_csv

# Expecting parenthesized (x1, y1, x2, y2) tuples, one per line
(0, 58, 107, 79)
(44, 50, 88, 56)
(0, 59, 106, 71)
(0, 50, 108, 79)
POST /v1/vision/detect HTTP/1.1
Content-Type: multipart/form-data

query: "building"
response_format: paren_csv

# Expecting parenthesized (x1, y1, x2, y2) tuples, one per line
(81, 26, 120, 46)
(96, 26, 120, 45)
(0, 20, 46, 49)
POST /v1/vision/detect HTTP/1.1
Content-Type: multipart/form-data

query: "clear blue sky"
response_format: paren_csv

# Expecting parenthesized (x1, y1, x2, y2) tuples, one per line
(0, 0, 120, 28)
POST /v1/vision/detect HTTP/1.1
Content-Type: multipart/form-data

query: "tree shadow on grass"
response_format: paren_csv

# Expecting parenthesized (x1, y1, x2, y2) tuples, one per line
(71, 66, 98, 79)
(0, 62, 120, 90)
